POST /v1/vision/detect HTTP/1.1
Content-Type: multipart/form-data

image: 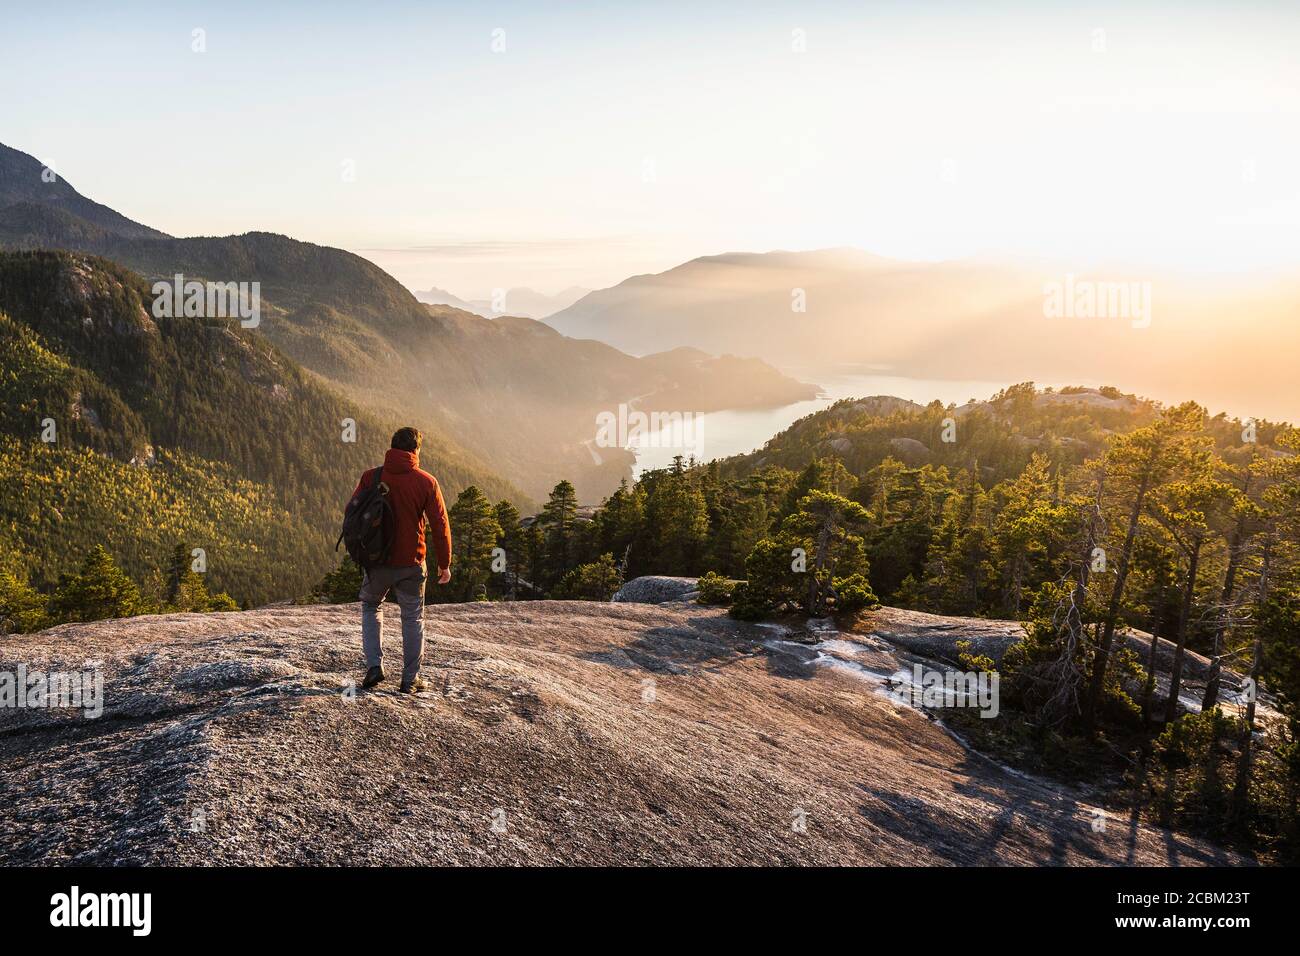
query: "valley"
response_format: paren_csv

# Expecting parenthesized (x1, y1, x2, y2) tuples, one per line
(0, 141, 814, 505)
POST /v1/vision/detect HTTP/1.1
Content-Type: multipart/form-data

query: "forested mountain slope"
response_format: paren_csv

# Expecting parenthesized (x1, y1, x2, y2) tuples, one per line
(706, 382, 1292, 613)
(0, 143, 166, 241)
(719, 385, 1166, 485)
(0, 251, 521, 605)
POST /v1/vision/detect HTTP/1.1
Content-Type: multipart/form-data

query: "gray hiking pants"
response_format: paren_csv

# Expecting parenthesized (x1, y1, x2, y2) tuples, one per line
(359, 563, 427, 683)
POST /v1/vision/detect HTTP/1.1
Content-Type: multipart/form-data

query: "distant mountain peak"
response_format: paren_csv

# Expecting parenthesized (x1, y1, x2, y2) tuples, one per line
(412, 284, 590, 320)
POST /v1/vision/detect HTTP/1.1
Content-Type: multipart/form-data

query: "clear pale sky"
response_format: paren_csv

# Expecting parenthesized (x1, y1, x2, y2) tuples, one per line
(4, 0, 1299, 296)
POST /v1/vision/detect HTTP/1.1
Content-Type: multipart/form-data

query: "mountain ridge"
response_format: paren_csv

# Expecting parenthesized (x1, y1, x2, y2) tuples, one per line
(413, 284, 589, 319)
(546, 247, 1300, 421)
(0, 143, 168, 241)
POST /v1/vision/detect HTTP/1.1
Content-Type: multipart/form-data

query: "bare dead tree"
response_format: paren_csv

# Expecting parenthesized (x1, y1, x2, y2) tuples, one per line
(1040, 474, 1105, 728)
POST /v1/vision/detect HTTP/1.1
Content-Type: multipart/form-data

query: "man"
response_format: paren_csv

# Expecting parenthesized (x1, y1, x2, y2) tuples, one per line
(350, 427, 452, 693)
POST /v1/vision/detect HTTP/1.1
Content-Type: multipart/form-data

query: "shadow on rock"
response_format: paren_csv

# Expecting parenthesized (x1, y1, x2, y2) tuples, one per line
(580, 617, 820, 681)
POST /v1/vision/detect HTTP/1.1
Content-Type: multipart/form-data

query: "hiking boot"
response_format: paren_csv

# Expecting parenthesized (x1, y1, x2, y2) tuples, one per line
(362, 665, 386, 689)
(399, 676, 427, 694)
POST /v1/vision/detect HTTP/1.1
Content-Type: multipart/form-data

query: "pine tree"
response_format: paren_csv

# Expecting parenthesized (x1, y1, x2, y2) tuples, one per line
(989, 453, 1066, 617)
(1003, 473, 1101, 728)
(920, 467, 994, 615)
(862, 462, 951, 602)
(445, 486, 502, 602)
(643, 467, 709, 574)
(1202, 449, 1265, 710)
(165, 543, 191, 605)
(493, 499, 525, 599)
(730, 535, 805, 620)
(1147, 439, 1230, 722)
(159, 541, 228, 611)
(0, 568, 47, 634)
(779, 457, 856, 521)
(1084, 403, 1205, 729)
(315, 556, 363, 603)
(592, 479, 645, 572)
(1130, 532, 1181, 725)
(708, 481, 770, 578)
(782, 490, 874, 616)
(537, 480, 580, 589)
(51, 545, 143, 623)
(1231, 433, 1300, 819)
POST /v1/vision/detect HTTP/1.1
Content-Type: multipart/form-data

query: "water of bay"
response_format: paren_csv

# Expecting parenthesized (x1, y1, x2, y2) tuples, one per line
(629, 365, 1021, 476)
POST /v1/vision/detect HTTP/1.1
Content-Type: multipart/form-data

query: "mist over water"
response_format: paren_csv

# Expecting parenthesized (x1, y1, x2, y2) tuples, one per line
(629, 366, 1022, 476)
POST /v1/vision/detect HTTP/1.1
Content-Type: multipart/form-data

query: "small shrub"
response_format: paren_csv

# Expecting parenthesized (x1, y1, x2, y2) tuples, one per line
(1151, 710, 1238, 833)
(696, 572, 736, 605)
(831, 573, 879, 613)
(314, 556, 363, 604)
(553, 553, 623, 602)
(727, 582, 771, 621)
(955, 639, 997, 674)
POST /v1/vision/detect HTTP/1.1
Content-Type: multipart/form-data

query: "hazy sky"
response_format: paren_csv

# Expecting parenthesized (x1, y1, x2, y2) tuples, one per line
(4, 0, 1299, 296)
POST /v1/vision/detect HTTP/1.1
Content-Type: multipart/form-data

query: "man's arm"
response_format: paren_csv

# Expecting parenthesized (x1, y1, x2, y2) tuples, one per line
(425, 477, 453, 583)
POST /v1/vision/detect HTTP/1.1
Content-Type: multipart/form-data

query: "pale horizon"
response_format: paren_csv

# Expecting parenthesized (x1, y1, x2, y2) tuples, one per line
(363, 242, 1300, 304)
(5, 0, 1300, 296)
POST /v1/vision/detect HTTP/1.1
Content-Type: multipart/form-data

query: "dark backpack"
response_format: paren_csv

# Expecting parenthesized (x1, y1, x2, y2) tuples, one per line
(336, 466, 393, 570)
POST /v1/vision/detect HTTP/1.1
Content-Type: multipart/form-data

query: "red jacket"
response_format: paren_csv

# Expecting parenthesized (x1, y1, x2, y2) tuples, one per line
(351, 448, 452, 570)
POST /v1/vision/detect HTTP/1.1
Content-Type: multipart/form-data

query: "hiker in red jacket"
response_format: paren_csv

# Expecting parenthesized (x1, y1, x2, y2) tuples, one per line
(351, 427, 452, 693)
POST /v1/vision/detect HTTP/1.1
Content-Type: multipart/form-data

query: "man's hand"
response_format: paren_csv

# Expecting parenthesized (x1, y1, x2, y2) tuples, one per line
(436, 567, 451, 585)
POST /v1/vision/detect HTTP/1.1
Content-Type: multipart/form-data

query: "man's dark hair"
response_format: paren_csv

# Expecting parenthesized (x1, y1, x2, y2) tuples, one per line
(391, 427, 422, 452)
